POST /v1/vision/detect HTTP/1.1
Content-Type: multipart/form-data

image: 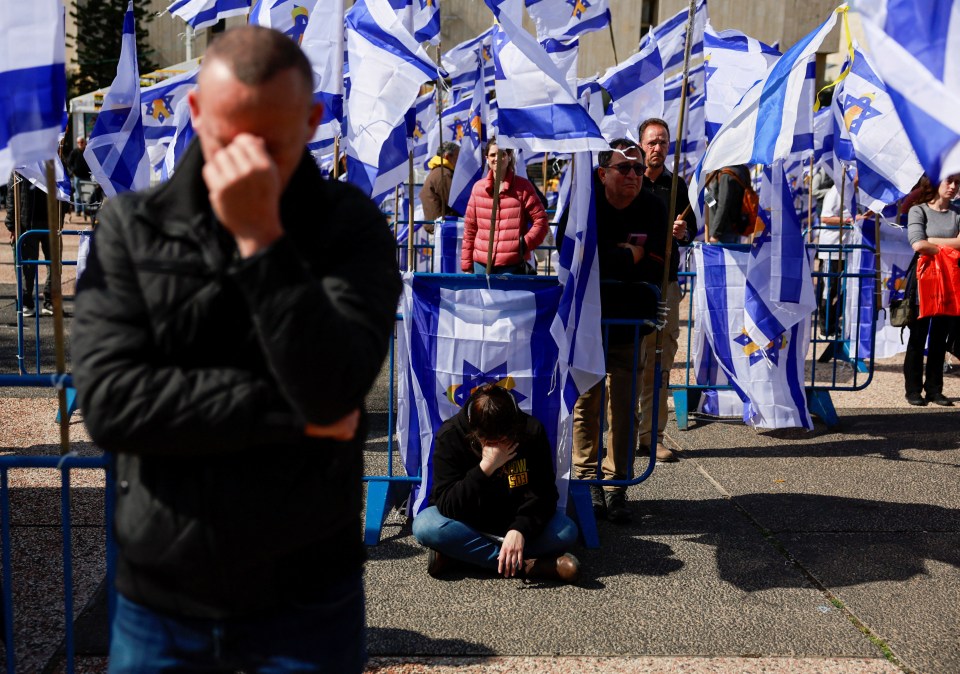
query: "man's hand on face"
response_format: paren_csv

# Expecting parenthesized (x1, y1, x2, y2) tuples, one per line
(479, 439, 519, 476)
(202, 133, 284, 258)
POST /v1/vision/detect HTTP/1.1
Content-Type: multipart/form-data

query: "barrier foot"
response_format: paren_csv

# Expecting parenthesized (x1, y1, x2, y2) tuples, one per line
(840, 342, 870, 373)
(807, 389, 839, 428)
(55, 386, 78, 424)
(673, 389, 689, 430)
(363, 482, 396, 547)
(568, 481, 600, 549)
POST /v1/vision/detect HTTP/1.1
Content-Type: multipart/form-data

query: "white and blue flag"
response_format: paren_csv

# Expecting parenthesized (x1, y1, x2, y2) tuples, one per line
(832, 47, 924, 213)
(249, 0, 316, 43)
(16, 155, 71, 201)
(398, 275, 565, 515)
(388, 0, 441, 45)
(302, 0, 345, 153)
(853, 0, 960, 180)
(167, 0, 251, 30)
(84, 2, 150, 198)
(343, 0, 440, 202)
(407, 91, 438, 165)
(442, 28, 495, 99)
(692, 7, 842, 214)
(703, 23, 780, 143)
(743, 162, 816, 347)
(663, 64, 706, 173)
(598, 36, 664, 142)
(160, 96, 195, 179)
(0, 0, 67, 181)
(644, 0, 706, 74)
(525, 0, 611, 42)
(447, 73, 485, 216)
(694, 244, 814, 430)
(489, 10, 607, 154)
(140, 65, 199, 171)
(541, 37, 580, 92)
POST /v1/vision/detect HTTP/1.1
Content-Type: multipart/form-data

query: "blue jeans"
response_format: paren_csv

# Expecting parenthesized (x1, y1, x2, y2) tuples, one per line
(412, 506, 578, 570)
(108, 571, 366, 673)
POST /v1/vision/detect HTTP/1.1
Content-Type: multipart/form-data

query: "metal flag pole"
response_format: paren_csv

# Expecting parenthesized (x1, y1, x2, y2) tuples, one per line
(44, 161, 69, 454)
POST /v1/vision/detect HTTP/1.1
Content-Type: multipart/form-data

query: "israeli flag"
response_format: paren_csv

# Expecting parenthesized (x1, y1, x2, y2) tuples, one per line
(388, 0, 441, 45)
(550, 152, 604, 420)
(407, 91, 438, 165)
(844, 221, 913, 359)
(302, 0, 345, 152)
(598, 36, 664, 142)
(694, 244, 814, 430)
(398, 274, 564, 515)
(447, 73, 486, 216)
(140, 66, 198, 171)
(0, 0, 67, 181)
(744, 162, 816, 347)
(525, 0, 611, 42)
(645, 0, 706, 74)
(16, 155, 71, 201)
(662, 64, 706, 172)
(692, 8, 842, 214)
(249, 0, 317, 43)
(442, 27, 495, 97)
(490, 10, 607, 154)
(831, 47, 924, 213)
(813, 106, 835, 165)
(84, 2, 150, 198)
(541, 37, 580, 92)
(344, 0, 441, 202)
(167, 0, 251, 30)
(160, 97, 195, 180)
(853, 0, 960, 180)
(703, 23, 780, 143)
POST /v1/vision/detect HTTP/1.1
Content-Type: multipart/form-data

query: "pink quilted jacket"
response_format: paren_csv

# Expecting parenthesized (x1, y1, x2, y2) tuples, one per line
(461, 169, 549, 272)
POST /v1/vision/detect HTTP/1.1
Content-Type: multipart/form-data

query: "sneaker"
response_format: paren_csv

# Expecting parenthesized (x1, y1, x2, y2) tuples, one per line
(523, 553, 581, 584)
(426, 548, 449, 578)
(590, 485, 607, 520)
(604, 490, 632, 524)
(21, 306, 36, 318)
(40, 302, 53, 316)
(905, 394, 928, 407)
(926, 393, 953, 407)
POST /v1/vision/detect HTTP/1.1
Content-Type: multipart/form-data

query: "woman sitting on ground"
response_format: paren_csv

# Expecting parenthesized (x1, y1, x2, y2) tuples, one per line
(412, 383, 581, 583)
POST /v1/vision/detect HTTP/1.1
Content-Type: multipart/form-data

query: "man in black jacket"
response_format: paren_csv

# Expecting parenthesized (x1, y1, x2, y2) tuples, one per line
(71, 26, 400, 673)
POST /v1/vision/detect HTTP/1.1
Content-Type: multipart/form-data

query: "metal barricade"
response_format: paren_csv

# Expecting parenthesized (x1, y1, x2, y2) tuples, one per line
(670, 239, 877, 430)
(0, 376, 116, 674)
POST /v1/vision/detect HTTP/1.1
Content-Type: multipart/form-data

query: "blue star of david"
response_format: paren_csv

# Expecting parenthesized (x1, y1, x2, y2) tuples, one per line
(733, 332, 784, 366)
(704, 57, 718, 83)
(145, 94, 176, 123)
(842, 93, 881, 135)
(448, 361, 527, 408)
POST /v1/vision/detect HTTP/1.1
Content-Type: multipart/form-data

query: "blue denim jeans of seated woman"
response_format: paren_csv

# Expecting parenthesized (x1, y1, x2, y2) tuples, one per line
(412, 506, 578, 570)
(107, 571, 365, 674)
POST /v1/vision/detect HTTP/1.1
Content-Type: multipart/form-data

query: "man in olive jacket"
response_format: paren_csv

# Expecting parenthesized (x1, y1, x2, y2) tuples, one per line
(71, 27, 400, 673)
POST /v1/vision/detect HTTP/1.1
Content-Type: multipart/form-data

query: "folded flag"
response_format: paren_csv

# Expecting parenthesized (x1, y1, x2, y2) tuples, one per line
(167, 0, 251, 30)
(249, 0, 318, 43)
(525, 0, 611, 42)
(598, 35, 664, 142)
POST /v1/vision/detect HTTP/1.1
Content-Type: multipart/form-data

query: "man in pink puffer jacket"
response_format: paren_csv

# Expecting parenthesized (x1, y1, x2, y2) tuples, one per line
(461, 139, 549, 274)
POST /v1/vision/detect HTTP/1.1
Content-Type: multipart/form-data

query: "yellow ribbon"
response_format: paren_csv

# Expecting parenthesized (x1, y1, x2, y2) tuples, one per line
(814, 5, 856, 111)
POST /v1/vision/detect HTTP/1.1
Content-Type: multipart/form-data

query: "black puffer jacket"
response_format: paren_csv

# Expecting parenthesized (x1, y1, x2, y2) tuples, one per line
(71, 140, 401, 619)
(4, 172, 48, 233)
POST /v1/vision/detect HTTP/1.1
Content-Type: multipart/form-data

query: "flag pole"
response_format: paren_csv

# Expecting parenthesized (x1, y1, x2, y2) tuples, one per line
(408, 151, 415, 271)
(806, 155, 814, 243)
(874, 212, 882, 321)
(607, 23, 619, 64)
(43, 161, 69, 454)
(332, 135, 341, 179)
(487, 149, 505, 274)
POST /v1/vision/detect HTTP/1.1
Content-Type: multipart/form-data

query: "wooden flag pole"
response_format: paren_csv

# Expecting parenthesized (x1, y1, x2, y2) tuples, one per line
(332, 135, 341, 180)
(487, 149, 506, 274)
(43, 161, 69, 454)
(408, 151, 416, 271)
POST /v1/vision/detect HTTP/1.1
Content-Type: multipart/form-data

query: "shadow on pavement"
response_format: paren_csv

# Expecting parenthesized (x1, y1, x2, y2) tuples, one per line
(368, 627, 496, 656)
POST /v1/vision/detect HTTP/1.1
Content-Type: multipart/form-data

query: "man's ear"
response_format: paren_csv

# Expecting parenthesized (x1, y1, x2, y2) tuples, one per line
(187, 88, 202, 132)
(307, 102, 324, 138)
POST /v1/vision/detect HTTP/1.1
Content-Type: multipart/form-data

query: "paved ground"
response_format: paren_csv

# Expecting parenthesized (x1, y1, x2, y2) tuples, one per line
(0, 217, 958, 673)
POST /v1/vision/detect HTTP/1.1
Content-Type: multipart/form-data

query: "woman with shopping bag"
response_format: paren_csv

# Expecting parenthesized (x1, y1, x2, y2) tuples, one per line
(904, 173, 960, 406)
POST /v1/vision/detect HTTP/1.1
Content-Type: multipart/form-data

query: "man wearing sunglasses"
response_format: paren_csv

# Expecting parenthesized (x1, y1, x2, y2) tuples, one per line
(561, 138, 667, 524)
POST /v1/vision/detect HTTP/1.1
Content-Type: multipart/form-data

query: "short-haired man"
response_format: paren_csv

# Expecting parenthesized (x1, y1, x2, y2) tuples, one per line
(562, 139, 667, 523)
(637, 117, 695, 463)
(421, 141, 461, 227)
(71, 26, 400, 673)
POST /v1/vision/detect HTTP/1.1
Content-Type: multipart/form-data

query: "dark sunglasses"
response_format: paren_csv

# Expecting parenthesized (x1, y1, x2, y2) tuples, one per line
(604, 162, 645, 176)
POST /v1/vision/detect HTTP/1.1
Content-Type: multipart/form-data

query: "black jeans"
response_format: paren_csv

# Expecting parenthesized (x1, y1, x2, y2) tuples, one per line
(904, 315, 951, 397)
(18, 228, 52, 308)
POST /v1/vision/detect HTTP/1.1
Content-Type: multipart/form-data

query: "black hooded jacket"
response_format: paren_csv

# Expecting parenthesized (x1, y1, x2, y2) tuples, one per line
(71, 140, 401, 618)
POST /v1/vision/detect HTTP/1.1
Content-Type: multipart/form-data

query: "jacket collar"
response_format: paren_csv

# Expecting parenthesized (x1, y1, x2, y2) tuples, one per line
(484, 167, 515, 194)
